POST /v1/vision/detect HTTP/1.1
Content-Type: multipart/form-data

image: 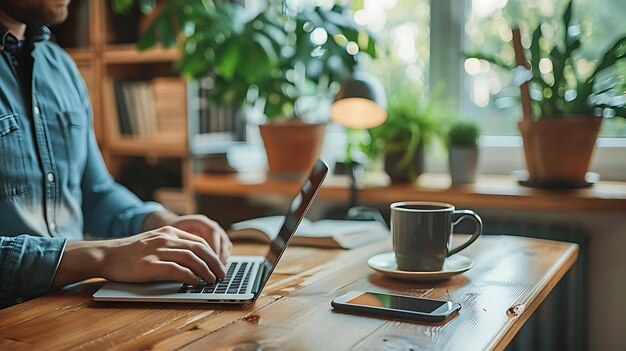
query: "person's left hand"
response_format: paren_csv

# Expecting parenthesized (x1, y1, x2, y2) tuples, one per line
(144, 212, 232, 264)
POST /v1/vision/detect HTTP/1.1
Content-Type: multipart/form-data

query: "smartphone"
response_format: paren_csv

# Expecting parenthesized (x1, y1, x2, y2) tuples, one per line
(331, 291, 461, 323)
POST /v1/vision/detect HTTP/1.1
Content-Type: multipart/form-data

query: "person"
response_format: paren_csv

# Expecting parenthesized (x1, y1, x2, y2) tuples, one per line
(0, 0, 232, 308)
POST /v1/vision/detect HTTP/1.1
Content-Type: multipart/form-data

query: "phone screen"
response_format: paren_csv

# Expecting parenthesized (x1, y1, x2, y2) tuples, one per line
(347, 292, 446, 313)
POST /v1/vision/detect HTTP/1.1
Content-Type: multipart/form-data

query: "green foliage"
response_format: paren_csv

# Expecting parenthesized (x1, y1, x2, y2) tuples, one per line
(112, 0, 377, 120)
(447, 121, 480, 148)
(361, 90, 445, 171)
(467, 0, 626, 119)
(111, 0, 155, 14)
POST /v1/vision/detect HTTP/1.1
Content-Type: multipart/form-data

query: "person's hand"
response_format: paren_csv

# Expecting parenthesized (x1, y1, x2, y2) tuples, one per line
(52, 226, 227, 288)
(143, 212, 232, 265)
(167, 215, 232, 265)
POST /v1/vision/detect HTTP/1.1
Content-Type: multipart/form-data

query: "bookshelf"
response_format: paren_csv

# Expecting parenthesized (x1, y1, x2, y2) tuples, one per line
(51, 0, 196, 214)
(102, 44, 180, 64)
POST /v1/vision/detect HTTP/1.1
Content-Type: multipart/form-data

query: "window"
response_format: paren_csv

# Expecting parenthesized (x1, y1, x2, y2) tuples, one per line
(351, 0, 626, 180)
(358, 0, 431, 98)
(463, 0, 626, 137)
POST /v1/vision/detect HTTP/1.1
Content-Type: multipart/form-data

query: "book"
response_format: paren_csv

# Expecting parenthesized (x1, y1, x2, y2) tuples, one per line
(153, 77, 187, 137)
(121, 82, 140, 136)
(113, 80, 133, 135)
(228, 216, 389, 249)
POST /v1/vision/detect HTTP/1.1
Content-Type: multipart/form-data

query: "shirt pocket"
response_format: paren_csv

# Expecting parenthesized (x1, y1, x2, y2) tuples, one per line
(0, 112, 30, 199)
(56, 111, 88, 187)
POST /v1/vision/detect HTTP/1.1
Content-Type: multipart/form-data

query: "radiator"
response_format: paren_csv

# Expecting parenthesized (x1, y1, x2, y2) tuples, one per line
(480, 218, 589, 351)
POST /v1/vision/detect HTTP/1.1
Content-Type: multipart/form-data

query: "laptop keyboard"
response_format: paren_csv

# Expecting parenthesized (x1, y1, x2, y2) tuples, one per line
(177, 262, 252, 295)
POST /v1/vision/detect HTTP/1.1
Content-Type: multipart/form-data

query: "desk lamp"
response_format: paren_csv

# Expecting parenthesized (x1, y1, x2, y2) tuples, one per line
(330, 72, 387, 221)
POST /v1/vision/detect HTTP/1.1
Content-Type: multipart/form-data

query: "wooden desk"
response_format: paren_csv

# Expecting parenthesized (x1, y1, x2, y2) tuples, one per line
(192, 172, 626, 212)
(0, 236, 577, 350)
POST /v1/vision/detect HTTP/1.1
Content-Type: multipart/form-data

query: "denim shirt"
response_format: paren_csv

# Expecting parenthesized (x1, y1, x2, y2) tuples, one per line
(0, 24, 163, 308)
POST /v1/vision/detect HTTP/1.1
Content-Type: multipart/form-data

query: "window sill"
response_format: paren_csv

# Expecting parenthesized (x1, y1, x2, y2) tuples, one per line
(438, 136, 626, 182)
(192, 171, 626, 213)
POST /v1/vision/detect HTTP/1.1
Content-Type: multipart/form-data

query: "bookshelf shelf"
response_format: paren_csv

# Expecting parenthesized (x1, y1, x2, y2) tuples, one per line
(108, 138, 187, 157)
(102, 44, 180, 64)
(66, 48, 94, 62)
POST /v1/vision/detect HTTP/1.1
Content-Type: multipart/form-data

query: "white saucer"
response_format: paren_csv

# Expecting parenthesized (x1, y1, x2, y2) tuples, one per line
(367, 252, 474, 281)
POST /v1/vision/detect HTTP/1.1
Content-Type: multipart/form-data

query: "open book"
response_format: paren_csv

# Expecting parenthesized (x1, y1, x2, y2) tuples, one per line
(228, 216, 389, 249)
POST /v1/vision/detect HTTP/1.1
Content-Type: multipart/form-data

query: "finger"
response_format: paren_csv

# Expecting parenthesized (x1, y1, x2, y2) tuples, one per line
(186, 217, 225, 237)
(210, 230, 222, 265)
(150, 261, 199, 285)
(158, 248, 217, 283)
(219, 233, 232, 264)
(162, 228, 227, 279)
(204, 223, 230, 264)
(179, 218, 228, 260)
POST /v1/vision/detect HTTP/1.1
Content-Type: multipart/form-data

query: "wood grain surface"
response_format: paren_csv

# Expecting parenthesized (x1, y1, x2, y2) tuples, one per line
(0, 236, 577, 351)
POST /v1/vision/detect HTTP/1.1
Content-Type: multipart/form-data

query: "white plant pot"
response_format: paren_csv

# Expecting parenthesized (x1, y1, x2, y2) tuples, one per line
(449, 147, 478, 185)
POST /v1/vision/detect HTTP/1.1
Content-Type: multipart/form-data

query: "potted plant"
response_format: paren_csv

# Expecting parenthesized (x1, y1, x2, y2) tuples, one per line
(468, 0, 626, 187)
(112, 0, 377, 176)
(362, 91, 443, 183)
(447, 121, 481, 185)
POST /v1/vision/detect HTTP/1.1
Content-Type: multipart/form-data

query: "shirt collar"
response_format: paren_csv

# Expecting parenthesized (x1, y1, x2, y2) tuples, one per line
(0, 21, 50, 53)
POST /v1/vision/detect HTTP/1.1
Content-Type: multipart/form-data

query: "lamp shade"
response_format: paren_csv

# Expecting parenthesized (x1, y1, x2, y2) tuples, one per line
(330, 72, 387, 129)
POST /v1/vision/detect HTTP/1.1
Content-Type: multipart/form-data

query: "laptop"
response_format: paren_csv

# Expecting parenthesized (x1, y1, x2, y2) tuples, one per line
(93, 160, 328, 304)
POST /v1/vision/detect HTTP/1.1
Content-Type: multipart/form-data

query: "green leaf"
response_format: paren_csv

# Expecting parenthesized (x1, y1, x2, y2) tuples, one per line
(563, 0, 573, 35)
(237, 40, 272, 82)
(397, 124, 421, 170)
(530, 25, 542, 71)
(464, 52, 513, 71)
(138, 0, 156, 14)
(175, 46, 210, 78)
(318, 7, 353, 29)
(592, 35, 626, 76)
(448, 120, 481, 148)
(564, 38, 581, 59)
(159, 16, 178, 47)
(137, 19, 157, 50)
(214, 40, 242, 80)
(252, 32, 279, 66)
(111, 0, 134, 14)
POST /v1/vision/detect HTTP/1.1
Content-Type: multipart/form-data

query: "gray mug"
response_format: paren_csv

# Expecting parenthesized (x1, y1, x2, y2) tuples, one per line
(391, 201, 482, 272)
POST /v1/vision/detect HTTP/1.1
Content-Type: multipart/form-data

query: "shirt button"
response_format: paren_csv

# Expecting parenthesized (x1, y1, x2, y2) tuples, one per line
(49, 222, 56, 231)
(47, 173, 54, 182)
(34, 106, 40, 115)
(16, 298, 23, 304)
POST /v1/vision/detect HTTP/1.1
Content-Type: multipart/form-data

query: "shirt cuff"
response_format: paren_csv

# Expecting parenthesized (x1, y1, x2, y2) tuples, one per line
(0, 235, 66, 307)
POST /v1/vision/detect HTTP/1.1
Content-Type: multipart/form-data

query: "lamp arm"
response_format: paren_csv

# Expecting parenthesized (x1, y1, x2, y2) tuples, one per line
(349, 161, 359, 209)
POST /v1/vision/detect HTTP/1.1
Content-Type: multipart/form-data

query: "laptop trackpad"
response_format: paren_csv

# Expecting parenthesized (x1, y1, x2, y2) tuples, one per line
(96, 282, 181, 297)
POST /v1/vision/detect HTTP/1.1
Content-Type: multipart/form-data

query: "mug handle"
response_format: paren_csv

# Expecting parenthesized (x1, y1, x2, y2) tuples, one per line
(448, 209, 483, 256)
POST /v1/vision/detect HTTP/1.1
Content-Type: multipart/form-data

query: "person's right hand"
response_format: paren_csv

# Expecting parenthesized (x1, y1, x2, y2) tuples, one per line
(52, 226, 227, 289)
(100, 226, 227, 284)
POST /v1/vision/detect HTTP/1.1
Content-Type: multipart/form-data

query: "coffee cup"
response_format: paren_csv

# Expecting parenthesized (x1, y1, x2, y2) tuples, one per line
(391, 201, 482, 272)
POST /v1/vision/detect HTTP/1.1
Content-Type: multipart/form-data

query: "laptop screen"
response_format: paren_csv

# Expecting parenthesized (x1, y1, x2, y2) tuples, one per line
(257, 159, 328, 293)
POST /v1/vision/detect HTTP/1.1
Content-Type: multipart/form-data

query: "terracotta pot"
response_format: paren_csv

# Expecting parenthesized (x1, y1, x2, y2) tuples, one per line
(259, 121, 326, 177)
(518, 116, 602, 184)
